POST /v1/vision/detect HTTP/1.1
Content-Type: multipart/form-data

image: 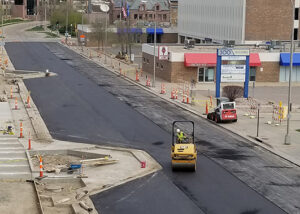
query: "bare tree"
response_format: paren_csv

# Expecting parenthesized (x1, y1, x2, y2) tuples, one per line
(222, 86, 244, 101)
(92, 17, 105, 50)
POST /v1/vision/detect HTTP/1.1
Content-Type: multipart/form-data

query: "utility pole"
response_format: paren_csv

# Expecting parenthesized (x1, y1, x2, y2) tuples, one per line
(1, 2, 4, 56)
(153, 10, 157, 87)
(44, 0, 47, 30)
(81, 0, 84, 51)
(105, 11, 108, 64)
(65, 0, 69, 44)
(284, 0, 295, 145)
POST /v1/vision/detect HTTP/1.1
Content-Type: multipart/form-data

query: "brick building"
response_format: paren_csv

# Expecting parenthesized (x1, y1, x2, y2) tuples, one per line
(142, 44, 300, 83)
(178, 0, 298, 44)
(109, 0, 170, 26)
(12, 0, 39, 18)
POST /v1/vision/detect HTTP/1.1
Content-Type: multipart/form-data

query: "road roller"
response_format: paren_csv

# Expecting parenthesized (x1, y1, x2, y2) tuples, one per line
(171, 121, 197, 172)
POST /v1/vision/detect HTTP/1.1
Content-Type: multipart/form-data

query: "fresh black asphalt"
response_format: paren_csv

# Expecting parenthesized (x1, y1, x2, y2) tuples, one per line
(5, 42, 289, 214)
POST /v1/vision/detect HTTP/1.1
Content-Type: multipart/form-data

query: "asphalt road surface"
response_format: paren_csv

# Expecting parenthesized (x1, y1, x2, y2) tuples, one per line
(6, 42, 299, 214)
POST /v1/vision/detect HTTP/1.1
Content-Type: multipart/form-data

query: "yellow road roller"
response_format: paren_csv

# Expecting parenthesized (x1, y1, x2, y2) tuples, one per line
(171, 121, 197, 172)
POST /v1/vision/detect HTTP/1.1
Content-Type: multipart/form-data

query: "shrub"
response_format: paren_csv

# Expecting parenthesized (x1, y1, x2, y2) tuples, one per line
(222, 85, 243, 101)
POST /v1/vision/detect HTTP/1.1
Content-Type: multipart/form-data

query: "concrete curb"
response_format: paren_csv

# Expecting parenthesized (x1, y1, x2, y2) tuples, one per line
(17, 81, 53, 142)
(33, 180, 45, 214)
(64, 43, 300, 168)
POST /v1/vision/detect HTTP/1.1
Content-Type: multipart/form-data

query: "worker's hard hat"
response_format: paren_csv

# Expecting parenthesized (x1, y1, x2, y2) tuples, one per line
(176, 129, 180, 133)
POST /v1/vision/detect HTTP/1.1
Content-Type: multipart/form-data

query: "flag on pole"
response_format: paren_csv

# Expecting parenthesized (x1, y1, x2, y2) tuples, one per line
(122, 6, 127, 18)
(122, 0, 127, 18)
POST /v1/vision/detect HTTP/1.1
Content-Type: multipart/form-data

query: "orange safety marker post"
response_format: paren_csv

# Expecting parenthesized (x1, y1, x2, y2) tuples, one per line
(10, 86, 13, 99)
(170, 88, 174, 99)
(14, 97, 18, 110)
(27, 96, 31, 108)
(39, 156, 44, 177)
(26, 94, 30, 104)
(205, 101, 209, 115)
(160, 83, 166, 94)
(182, 93, 186, 103)
(175, 89, 178, 99)
(141, 161, 146, 168)
(19, 122, 23, 138)
(210, 96, 213, 107)
(136, 70, 140, 81)
(28, 131, 31, 150)
(186, 96, 190, 104)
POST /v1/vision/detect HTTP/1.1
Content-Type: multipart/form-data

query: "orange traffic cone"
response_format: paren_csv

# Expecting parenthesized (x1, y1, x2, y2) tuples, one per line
(39, 156, 43, 177)
(14, 98, 18, 110)
(28, 131, 31, 150)
(19, 122, 23, 138)
(205, 101, 209, 115)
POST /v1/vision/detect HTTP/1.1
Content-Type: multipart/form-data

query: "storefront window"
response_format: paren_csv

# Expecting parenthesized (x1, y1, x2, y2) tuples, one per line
(205, 68, 214, 82)
(198, 68, 204, 82)
(250, 67, 256, 81)
(198, 67, 214, 82)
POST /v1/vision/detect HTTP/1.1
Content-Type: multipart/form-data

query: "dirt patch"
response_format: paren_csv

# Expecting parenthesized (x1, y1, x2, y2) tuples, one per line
(31, 154, 82, 172)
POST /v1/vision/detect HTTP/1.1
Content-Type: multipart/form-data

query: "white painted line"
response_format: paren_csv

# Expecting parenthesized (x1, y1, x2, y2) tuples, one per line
(67, 135, 89, 140)
(0, 172, 31, 175)
(0, 158, 27, 160)
(0, 148, 24, 150)
(0, 151, 25, 154)
(0, 143, 21, 145)
(0, 138, 19, 140)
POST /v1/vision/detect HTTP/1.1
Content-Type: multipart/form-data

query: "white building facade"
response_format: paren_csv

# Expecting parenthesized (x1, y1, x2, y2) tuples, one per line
(178, 0, 246, 44)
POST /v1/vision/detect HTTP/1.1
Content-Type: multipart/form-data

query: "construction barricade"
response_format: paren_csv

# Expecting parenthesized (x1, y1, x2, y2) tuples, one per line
(272, 101, 287, 125)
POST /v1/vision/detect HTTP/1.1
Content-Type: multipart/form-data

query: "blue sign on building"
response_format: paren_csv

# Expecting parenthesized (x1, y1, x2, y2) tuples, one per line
(216, 48, 250, 98)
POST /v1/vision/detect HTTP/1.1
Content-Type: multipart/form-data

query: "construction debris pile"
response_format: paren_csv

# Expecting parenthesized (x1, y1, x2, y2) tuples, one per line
(36, 178, 97, 214)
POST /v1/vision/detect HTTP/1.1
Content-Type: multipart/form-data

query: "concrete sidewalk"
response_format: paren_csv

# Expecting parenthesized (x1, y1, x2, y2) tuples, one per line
(67, 43, 300, 167)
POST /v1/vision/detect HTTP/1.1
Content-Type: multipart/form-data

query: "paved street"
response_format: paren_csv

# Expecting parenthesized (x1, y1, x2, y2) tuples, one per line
(6, 41, 300, 214)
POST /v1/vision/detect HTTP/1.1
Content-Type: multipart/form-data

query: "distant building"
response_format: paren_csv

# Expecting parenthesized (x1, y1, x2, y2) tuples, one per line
(178, 0, 298, 44)
(142, 43, 300, 83)
(109, 0, 170, 26)
(169, 0, 177, 27)
(12, 0, 38, 18)
(108, 0, 177, 44)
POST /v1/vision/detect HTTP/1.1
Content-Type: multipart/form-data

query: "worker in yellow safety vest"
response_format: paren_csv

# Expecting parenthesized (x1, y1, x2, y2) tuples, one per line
(176, 129, 186, 143)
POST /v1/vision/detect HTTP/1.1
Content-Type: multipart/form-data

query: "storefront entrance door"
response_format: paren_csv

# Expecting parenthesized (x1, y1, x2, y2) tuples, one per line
(198, 68, 204, 82)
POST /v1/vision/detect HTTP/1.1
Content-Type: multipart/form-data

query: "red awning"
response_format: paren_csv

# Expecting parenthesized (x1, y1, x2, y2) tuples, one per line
(249, 53, 261, 66)
(184, 53, 261, 67)
(184, 53, 217, 67)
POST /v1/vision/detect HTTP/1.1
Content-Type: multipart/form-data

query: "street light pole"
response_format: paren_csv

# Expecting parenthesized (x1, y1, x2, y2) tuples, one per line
(105, 11, 108, 64)
(153, 10, 156, 87)
(44, 0, 47, 31)
(65, 0, 69, 44)
(284, 0, 295, 145)
(81, 2, 84, 51)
